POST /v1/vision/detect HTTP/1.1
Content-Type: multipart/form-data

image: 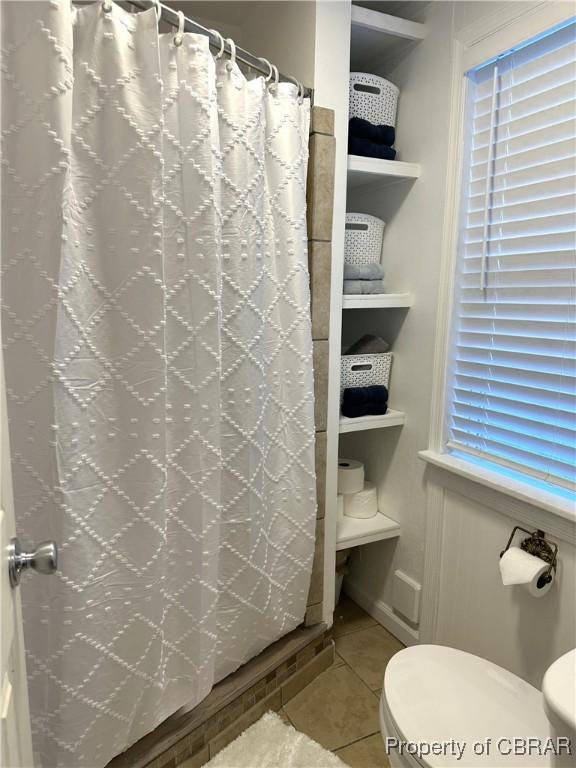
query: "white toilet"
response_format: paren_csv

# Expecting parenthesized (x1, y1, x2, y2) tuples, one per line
(380, 645, 575, 768)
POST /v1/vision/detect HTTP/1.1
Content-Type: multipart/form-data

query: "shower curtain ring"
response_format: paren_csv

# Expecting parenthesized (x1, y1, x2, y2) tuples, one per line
(152, 0, 162, 22)
(269, 65, 279, 90)
(102, 0, 113, 12)
(286, 75, 304, 102)
(259, 57, 274, 82)
(173, 10, 184, 46)
(209, 29, 225, 59)
(225, 38, 236, 71)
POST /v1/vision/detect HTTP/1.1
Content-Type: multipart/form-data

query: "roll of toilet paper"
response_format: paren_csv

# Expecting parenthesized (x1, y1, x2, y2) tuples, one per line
(344, 481, 378, 519)
(337, 458, 364, 495)
(499, 546, 554, 598)
(337, 494, 344, 519)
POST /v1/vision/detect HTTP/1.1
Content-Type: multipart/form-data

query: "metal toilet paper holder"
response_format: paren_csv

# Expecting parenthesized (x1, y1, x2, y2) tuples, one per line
(500, 526, 558, 588)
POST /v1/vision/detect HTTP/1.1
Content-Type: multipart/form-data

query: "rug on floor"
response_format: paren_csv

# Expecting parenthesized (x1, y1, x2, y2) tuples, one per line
(204, 711, 348, 768)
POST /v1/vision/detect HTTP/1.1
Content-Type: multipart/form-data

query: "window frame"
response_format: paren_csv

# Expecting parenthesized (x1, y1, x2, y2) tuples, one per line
(422, 0, 576, 519)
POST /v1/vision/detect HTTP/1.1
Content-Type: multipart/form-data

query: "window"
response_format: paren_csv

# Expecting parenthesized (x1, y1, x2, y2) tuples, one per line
(445, 19, 576, 499)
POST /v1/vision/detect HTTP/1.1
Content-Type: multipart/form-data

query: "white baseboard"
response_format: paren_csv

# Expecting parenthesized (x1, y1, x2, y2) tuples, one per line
(343, 579, 420, 647)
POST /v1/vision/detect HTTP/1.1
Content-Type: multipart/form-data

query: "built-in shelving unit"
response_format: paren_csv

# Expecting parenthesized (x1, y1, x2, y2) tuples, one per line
(342, 292, 413, 309)
(339, 409, 406, 433)
(350, 4, 426, 70)
(334, 3, 424, 568)
(318, 1, 428, 623)
(347, 155, 421, 190)
(336, 510, 401, 550)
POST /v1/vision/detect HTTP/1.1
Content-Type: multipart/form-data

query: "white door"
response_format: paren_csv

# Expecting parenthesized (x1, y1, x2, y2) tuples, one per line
(0, 342, 34, 767)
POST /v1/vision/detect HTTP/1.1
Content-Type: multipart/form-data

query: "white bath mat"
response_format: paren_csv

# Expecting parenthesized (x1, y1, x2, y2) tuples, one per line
(204, 711, 347, 768)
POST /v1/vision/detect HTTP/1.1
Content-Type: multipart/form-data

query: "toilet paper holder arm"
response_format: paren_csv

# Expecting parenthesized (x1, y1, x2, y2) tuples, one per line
(500, 526, 558, 585)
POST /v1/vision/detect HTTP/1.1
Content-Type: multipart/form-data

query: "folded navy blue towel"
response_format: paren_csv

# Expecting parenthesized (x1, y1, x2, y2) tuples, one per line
(348, 136, 397, 161)
(349, 117, 395, 147)
(343, 386, 389, 405)
(341, 401, 389, 418)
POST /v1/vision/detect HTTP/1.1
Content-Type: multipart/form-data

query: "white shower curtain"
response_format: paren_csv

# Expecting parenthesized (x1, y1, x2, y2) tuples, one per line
(1, 2, 315, 766)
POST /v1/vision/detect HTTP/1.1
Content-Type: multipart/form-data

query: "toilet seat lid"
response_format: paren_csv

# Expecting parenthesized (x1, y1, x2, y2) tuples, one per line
(384, 645, 552, 767)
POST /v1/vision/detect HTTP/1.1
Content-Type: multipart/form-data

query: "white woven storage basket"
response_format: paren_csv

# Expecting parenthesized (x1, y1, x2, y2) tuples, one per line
(344, 213, 385, 265)
(349, 72, 399, 127)
(340, 353, 392, 400)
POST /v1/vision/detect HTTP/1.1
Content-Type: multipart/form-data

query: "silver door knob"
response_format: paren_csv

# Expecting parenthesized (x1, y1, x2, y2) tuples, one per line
(8, 537, 58, 588)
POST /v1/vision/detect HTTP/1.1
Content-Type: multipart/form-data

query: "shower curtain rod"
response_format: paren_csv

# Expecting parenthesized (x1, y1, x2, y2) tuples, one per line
(123, 0, 313, 99)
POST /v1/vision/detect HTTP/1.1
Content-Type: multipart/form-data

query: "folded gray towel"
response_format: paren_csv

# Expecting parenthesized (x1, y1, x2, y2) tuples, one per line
(343, 279, 386, 294)
(344, 263, 385, 280)
(345, 334, 390, 355)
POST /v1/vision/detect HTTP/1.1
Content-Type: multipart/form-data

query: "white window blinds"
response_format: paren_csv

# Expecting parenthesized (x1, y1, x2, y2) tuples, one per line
(446, 20, 576, 495)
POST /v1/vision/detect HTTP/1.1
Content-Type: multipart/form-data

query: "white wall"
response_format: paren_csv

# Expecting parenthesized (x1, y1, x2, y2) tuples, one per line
(431, 484, 575, 688)
(344, 0, 576, 684)
(171, 1, 316, 85)
(166, 2, 242, 42)
(233, 1, 316, 86)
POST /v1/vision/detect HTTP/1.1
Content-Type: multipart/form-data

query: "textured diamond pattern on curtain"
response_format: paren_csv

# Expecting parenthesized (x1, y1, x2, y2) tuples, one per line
(1, 2, 315, 767)
(159, 31, 222, 712)
(216, 63, 315, 676)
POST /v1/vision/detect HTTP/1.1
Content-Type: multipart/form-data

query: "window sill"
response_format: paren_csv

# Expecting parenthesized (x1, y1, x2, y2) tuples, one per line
(418, 450, 575, 523)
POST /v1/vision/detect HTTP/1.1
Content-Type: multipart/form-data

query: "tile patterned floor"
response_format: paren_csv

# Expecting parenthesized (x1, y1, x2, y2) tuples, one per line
(284, 665, 380, 752)
(280, 596, 405, 767)
(188, 597, 403, 767)
(335, 625, 404, 692)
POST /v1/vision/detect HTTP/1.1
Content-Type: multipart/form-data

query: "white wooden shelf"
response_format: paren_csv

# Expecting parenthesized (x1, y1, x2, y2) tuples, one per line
(339, 409, 406, 433)
(350, 4, 426, 70)
(342, 293, 413, 309)
(347, 155, 420, 190)
(337, 510, 401, 550)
